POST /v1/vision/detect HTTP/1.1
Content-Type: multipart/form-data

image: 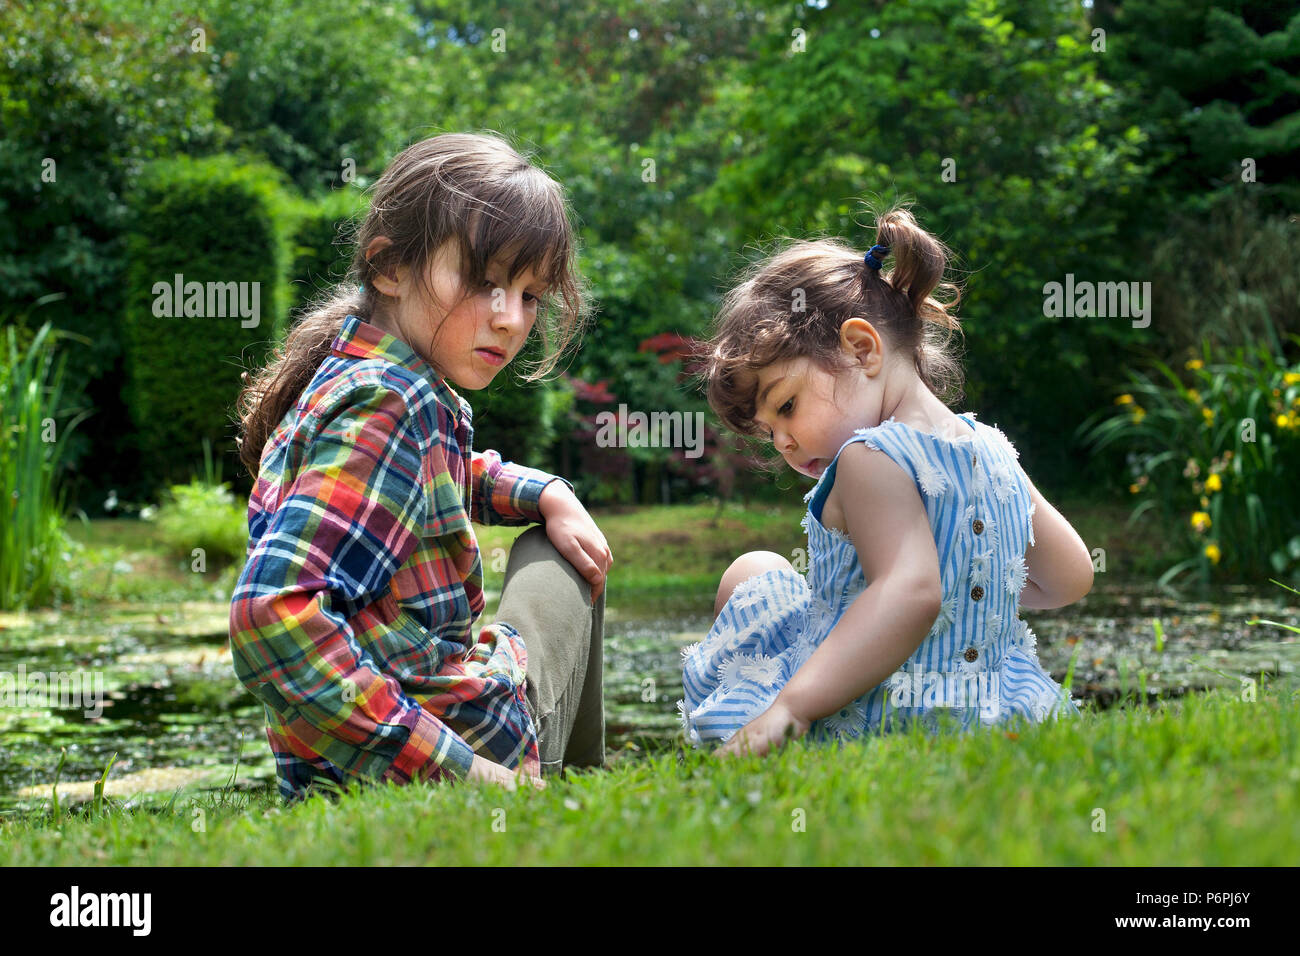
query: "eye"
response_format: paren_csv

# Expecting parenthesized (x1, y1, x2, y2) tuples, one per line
(778, 398, 794, 415)
(482, 279, 540, 305)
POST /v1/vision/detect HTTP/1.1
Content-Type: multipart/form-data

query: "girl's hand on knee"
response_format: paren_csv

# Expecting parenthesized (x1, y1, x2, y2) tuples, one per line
(539, 482, 613, 604)
(465, 753, 547, 791)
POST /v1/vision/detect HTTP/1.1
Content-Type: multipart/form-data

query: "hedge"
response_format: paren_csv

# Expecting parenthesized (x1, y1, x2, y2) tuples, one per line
(122, 154, 293, 489)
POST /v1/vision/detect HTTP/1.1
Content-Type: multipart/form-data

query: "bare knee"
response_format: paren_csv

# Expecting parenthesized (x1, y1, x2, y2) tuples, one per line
(714, 550, 795, 619)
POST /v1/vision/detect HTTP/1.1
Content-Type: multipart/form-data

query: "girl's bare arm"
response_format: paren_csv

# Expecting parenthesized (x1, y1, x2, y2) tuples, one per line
(1019, 475, 1095, 610)
(777, 443, 943, 725)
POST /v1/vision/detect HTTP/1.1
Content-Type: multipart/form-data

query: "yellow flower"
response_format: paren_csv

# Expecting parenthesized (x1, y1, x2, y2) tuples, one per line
(1202, 407, 1215, 424)
(1204, 543, 1221, 565)
(1190, 511, 1212, 533)
(1284, 372, 1300, 385)
(1278, 413, 1292, 429)
(1115, 393, 1134, 405)
(1187, 389, 1201, 404)
(1185, 359, 1204, 371)
(1129, 483, 1140, 494)
(1131, 405, 1146, 423)
(1204, 473, 1222, 493)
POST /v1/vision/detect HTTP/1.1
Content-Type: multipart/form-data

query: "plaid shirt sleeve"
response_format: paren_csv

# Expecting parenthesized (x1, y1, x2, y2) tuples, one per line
(229, 382, 476, 785)
(469, 449, 573, 527)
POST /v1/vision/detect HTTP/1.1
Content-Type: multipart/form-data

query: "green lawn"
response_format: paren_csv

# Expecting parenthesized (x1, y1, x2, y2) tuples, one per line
(4, 678, 1295, 865)
(11, 494, 1275, 865)
(474, 490, 1180, 595)
(60, 492, 1181, 603)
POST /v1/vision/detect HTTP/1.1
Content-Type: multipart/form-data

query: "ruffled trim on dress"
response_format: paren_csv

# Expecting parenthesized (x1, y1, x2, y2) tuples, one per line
(678, 566, 814, 746)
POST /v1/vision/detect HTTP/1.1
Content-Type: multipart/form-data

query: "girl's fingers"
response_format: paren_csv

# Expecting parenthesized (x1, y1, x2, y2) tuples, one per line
(575, 538, 611, 602)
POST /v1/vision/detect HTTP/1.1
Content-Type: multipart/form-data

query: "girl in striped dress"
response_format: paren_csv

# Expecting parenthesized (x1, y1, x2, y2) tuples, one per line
(679, 206, 1093, 757)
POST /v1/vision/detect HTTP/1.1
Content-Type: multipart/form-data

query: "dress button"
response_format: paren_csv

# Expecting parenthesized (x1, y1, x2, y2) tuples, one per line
(964, 646, 979, 662)
(972, 518, 984, 534)
(971, 454, 978, 467)
(970, 585, 984, 601)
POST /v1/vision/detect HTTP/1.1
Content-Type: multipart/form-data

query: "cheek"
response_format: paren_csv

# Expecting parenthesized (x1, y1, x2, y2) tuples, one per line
(445, 303, 486, 343)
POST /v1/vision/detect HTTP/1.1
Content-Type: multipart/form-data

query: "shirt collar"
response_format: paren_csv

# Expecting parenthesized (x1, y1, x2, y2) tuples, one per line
(331, 314, 470, 426)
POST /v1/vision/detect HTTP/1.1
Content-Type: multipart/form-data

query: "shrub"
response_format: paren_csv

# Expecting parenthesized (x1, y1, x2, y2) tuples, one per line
(149, 479, 249, 572)
(145, 439, 249, 571)
(1078, 336, 1300, 588)
(121, 154, 294, 492)
(284, 189, 370, 325)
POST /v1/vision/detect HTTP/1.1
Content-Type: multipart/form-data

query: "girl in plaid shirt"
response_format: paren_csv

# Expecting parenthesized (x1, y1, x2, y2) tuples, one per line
(231, 133, 611, 802)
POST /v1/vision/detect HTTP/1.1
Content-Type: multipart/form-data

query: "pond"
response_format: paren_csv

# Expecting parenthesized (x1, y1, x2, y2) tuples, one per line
(1, 576, 1296, 812)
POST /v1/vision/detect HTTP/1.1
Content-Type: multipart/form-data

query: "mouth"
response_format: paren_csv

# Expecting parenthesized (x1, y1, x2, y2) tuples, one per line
(475, 347, 506, 367)
(798, 458, 825, 476)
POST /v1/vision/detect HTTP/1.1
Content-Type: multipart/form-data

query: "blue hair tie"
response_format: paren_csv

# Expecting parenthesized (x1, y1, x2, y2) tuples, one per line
(864, 244, 890, 270)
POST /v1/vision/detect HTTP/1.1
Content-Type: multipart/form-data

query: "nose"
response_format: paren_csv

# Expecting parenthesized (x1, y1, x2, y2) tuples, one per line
(772, 426, 796, 455)
(491, 292, 531, 335)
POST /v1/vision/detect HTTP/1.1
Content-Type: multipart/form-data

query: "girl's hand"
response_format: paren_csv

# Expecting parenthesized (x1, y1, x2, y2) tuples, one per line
(716, 700, 810, 759)
(539, 481, 613, 604)
(465, 753, 547, 791)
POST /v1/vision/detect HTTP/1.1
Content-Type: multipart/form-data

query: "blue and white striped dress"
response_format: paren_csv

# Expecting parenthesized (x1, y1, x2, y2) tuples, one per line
(679, 412, 1082, 746)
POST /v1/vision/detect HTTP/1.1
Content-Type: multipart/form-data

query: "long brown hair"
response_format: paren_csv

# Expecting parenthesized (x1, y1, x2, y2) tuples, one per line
(235, 131, 590, 476)
(699, 203, 966, 450)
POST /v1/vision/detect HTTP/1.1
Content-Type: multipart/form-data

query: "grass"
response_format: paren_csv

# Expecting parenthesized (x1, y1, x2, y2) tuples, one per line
(475, 499, 812, 596)
(3, 677, 1296, 865)
(57, 517, 242, 605)
(54, 487, 1181, 608)
(0, 320, 92, 610)
(475, 489, 1183, 596)
(6, 493, 1264, 864)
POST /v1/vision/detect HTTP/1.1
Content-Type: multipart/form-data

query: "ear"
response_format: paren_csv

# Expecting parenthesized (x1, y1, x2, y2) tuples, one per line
(840, 318, 885, 374)
(364, 236, 404, 297)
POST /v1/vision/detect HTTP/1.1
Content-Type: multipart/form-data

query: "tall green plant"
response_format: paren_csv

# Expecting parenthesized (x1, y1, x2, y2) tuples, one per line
(0, 319, 92, 610)
(1078, 336, 1300, 588)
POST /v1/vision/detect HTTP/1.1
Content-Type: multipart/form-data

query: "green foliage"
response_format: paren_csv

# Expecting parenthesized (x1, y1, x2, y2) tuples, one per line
(284, 189, 370, 328)
(121, 153, 294, 488)
(6, 0, 1300, 512)
(1078, 337, 1300, 587)
(696, 0, 1152, 489)
(0, 318, 92, 610)
(0, 0, 219, 485)
(1147, 188, 1300, 364)
(143, 436, 249, 570)
(148, 479, 249, 571)
(1093, 0, 1300, 219)
(183, 0, 434, 194)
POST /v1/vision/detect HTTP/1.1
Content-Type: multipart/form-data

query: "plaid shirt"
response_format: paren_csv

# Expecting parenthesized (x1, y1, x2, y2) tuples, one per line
(230, 314, 569, 801)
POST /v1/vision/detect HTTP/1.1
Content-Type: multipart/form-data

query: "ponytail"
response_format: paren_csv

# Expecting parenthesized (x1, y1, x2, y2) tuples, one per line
(864, 206, 962, 332)
(234, 288, 366, 476)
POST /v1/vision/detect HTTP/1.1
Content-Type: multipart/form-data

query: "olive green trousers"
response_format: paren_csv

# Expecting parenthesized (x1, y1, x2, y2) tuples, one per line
(495, 525, 606, 777)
